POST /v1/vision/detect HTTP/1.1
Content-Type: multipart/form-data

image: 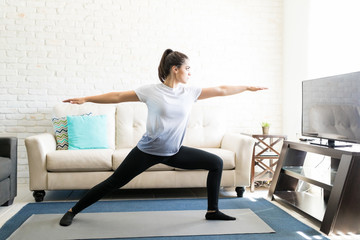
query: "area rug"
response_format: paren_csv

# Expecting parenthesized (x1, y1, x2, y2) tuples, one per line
(0, 198, 329, 240)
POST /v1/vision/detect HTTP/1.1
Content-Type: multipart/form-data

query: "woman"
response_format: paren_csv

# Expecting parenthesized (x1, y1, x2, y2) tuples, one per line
(60, 49, 267, 226)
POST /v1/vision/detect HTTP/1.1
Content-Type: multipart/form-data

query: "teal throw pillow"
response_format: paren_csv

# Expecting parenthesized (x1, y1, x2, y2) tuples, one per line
(67, 115, 108, 150)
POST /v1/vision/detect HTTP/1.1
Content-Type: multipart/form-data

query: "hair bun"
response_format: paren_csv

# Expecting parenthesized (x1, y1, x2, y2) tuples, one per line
(164, 49, 173, 56)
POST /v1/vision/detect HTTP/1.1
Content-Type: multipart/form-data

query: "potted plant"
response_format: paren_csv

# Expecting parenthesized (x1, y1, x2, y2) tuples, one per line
(261, 122, 270, 135)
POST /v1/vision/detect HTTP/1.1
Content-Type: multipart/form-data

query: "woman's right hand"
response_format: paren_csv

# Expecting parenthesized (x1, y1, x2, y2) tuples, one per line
(63, 97, 86, 104)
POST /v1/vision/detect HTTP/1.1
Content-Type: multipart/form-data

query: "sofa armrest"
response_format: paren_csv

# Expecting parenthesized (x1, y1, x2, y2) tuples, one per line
(0, 137, 17, 200)
(25, 133, 56, 190)
(221, 133, 255, 187)
(0, 137, 17, 159)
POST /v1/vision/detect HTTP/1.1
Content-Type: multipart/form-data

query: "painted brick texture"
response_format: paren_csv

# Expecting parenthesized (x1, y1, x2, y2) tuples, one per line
(1, 0, 283, 183)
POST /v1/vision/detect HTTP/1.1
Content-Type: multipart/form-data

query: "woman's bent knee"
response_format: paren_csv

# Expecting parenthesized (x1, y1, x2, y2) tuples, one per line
(210, 155, 223, 171)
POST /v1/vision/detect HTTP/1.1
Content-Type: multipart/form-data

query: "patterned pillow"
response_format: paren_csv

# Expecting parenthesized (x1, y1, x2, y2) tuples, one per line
(52, 113, 92, 150)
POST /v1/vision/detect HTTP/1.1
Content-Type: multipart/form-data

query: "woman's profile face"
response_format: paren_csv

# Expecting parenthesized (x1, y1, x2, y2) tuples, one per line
(175, 60, 191, 84)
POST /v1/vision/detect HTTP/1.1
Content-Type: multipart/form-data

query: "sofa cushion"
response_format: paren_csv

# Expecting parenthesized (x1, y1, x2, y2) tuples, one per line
(183, 104, 226, 148)
(0, 178, 10, 205)
(53, 103, 116, 149)
(112, 149, 175, 171)
(47, 149, 113, 172)
(0, 157, 11, 181)
(116, 103, 147, 148)
(174, 148, 235, 171)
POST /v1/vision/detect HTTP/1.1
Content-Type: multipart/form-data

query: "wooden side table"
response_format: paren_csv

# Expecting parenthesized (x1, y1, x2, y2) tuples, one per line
(244, 134, 286, 192)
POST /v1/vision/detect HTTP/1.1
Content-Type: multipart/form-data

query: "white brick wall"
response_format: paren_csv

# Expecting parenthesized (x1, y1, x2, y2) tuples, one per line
(0, 0, 283, 183)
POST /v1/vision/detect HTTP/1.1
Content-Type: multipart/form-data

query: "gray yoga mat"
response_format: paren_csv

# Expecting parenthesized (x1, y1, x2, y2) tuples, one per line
(9, 209, 274, 240)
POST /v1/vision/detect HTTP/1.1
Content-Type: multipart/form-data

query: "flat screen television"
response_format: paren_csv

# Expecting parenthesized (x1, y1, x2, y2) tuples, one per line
(302, 71, 360, 148)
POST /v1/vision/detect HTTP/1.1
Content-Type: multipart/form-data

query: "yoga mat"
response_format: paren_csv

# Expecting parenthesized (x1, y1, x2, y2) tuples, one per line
(8, 209, 274, 239)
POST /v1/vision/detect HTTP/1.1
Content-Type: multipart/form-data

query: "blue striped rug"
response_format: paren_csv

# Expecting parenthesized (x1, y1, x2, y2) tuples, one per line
(0, 198, 328, 240)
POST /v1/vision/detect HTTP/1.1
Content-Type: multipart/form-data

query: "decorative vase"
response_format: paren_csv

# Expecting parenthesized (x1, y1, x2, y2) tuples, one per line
(262, 126, 269, 135)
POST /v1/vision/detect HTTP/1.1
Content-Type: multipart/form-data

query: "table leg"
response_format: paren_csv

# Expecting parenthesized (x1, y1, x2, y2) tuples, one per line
(250, 145, 256, 192)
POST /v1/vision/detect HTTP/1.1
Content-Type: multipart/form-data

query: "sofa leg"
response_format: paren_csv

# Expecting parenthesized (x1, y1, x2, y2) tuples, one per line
(33, 190, 46, 202)
(235, 187, 245, 197)
(1, 198, 14, 206)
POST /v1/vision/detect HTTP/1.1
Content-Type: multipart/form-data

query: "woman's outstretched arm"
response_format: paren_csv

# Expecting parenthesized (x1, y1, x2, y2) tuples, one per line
(63, 90, 140, 104)
(198, 85, 267, 100)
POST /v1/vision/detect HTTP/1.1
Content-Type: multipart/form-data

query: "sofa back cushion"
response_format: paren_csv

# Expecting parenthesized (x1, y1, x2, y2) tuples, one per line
(116, 103, 147, 148)
(183, 104, 226, 148)
(53, 104, 116, 149)
(115, 103, 226, 149)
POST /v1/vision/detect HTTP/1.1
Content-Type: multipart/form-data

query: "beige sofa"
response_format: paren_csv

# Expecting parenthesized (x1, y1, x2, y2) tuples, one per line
(25, 102, 255, 202)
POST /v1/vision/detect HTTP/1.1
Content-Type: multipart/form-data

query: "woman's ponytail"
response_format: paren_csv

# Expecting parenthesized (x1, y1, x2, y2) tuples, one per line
(158, 49, 188, 83)
(158, 49, 173, 83)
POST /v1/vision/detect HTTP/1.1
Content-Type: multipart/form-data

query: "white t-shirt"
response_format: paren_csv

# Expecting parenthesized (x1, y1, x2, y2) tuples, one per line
(134, 83, 202, 156)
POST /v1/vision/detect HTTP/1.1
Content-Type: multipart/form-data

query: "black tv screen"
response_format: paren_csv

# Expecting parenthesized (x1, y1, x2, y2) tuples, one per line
(302, 71, 360, 146)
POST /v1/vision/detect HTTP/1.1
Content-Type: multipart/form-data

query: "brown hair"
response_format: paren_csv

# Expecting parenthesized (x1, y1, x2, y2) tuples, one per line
(158, 49, 188, 82)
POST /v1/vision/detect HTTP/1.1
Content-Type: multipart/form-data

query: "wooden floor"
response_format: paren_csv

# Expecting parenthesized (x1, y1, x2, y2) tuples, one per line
(1, 183, 358, 240)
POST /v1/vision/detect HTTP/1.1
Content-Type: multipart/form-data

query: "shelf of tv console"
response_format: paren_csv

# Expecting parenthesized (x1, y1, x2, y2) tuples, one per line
(268, 140, 360, 235)
(281, 166, 336, 191)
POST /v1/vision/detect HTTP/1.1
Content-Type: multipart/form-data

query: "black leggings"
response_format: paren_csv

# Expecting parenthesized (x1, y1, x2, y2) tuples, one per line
(72, 146, 223, 214)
